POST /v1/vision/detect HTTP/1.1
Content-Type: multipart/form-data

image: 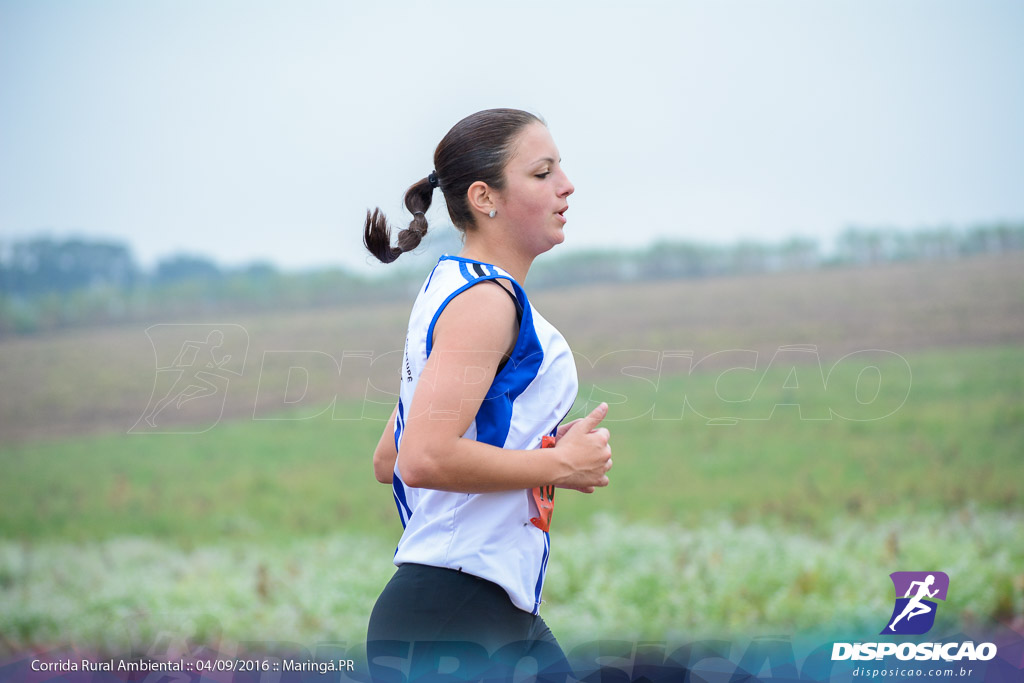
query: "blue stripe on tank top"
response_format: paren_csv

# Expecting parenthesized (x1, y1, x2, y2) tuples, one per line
(533, 531, 551, 614)
(394, 397, 405, 451)
(530, 410, 574, 609)
(472, 278, 542, 448)
(392, 475, 411, 528)
(423, 259, 443, 292)
(441, 255, 507, 281)
(458, 260, 474, 283)
(392, 398, 412, 527)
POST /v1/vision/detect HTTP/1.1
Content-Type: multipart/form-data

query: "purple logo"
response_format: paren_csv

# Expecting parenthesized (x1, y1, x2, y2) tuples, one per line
(881, 571, 949, 635)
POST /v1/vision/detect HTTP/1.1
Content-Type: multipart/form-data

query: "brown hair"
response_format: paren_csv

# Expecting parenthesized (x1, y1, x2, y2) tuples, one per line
(364, 108, 544, 264)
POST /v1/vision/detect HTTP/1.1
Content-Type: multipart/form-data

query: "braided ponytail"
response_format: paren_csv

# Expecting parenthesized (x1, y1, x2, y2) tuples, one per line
(364, 175, 436, 264)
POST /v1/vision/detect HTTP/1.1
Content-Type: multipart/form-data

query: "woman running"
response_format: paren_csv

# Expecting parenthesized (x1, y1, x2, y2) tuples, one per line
(363, 109, 613, 681)
(888, 574, 939, 632)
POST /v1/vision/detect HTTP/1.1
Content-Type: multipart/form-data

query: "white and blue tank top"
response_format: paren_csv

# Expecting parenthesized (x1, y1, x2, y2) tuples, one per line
(390, 254, 579, 615)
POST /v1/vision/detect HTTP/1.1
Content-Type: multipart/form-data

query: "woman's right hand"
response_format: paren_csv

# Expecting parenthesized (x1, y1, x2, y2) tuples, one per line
(553, 402, 613, 493)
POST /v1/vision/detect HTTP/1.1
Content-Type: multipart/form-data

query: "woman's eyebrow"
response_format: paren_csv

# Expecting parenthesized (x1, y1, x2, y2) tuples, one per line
(531, 156, 561, 165)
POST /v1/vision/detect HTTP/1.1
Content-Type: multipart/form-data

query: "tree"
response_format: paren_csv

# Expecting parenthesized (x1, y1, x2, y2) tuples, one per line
(1, 237, 136, 295)
(154, 253, 222, 284)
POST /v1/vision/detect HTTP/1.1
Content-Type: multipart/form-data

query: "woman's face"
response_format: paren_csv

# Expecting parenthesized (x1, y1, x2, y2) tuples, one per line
(493, 122, 575, 255)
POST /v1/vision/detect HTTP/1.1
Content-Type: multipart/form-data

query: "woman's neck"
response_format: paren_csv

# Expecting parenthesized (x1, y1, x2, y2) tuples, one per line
(458, 234, 532, 284)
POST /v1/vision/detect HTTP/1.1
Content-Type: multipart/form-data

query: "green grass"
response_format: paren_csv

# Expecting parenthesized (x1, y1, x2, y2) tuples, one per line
(1, 346, 1021, 544)
(0, 413, 396, 543)
(567, 345, 1024, 532)
(1, 510, 1020, 650)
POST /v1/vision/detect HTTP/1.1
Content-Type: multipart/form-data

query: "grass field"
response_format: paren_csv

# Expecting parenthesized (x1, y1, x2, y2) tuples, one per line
(1, 255, 1022, 654)
(1, 346, 1021, 543)
(2, 510, 1020, 651)
(1, 344, 1022, 651)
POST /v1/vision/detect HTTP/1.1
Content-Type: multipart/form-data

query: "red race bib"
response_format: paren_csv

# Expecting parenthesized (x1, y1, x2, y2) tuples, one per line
(530, 435, 557, 532)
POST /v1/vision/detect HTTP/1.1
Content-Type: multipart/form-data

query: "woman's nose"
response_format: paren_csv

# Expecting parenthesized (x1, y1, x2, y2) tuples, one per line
(560, 172, 574, 197)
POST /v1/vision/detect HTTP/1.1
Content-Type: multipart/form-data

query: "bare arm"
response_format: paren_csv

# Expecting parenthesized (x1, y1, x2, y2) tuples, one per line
(397, 283, 612, 493)
(372, 403, 400, 484)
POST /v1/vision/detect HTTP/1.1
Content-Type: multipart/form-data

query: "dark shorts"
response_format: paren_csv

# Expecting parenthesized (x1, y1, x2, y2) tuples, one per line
(366, 563, 573, 682)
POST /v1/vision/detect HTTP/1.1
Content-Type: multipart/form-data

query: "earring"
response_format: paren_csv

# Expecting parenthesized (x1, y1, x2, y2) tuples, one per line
(489, 209, 496, 218)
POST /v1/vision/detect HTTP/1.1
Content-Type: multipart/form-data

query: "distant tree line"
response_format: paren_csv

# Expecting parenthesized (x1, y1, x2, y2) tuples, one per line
(0, 237, 423, 336)
(1, 222, 1022, 336)
(526, 222, 1024, 289)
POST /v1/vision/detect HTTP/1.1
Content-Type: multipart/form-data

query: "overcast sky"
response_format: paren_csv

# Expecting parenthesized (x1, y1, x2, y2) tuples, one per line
(1, 1, 1022, 273)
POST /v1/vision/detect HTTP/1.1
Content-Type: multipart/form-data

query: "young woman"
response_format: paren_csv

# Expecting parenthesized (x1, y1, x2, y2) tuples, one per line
(363, 109, 613, 680)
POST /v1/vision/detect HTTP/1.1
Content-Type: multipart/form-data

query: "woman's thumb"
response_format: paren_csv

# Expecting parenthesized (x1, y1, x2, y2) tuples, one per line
(576, 402, 608, 432)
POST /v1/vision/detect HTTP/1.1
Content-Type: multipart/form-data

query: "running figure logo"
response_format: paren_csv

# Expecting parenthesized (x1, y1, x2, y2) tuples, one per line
(131, 324, 248, 434)
(881, 571, 949, 635)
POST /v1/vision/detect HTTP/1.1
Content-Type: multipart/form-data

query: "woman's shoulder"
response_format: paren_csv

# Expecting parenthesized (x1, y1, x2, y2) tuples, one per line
(426, 279, 519, 364)
(435, 273, 518, 332)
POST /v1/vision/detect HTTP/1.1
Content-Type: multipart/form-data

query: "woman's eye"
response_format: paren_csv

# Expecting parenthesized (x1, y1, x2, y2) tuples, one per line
(535, 172, 551, 179)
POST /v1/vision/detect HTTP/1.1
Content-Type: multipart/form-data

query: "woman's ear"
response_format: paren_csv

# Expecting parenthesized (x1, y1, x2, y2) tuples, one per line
(466, 181, 497, 220)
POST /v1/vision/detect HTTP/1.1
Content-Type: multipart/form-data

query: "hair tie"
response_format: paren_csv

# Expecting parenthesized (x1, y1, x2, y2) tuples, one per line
(427, 171, 439, 189)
